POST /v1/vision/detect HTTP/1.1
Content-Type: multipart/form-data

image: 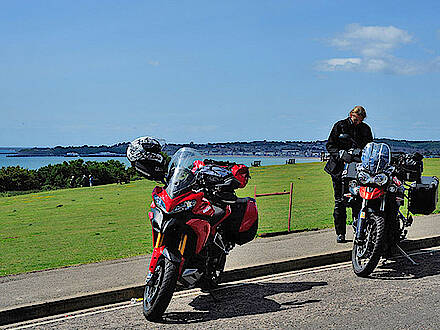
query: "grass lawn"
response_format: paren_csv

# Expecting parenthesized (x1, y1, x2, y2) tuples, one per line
(1, 159, 439, 276)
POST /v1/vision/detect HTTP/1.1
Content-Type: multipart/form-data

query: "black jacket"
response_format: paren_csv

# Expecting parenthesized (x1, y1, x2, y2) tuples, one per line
(324, 117, 373, 178)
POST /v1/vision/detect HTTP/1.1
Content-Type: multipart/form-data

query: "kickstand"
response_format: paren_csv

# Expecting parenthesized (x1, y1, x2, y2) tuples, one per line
(396, 244, 418, 266)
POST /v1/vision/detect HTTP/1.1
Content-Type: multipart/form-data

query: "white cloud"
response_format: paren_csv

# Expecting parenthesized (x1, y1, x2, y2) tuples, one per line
(148, 60, 160, 67)
(317, 58, 362, 71)
(316, 24, 433, 75)
(317, 56, 422, 75)
(327, 58, 362, 66)
(330, 24, 412, 57)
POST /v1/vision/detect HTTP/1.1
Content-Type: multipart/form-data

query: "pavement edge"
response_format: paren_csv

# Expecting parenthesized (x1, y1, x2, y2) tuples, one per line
(1, 235, 440, 326)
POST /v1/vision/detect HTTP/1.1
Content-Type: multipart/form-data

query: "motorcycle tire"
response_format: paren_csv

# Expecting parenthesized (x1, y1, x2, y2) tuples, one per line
(143, 257, 178, 321)
(352, 212, 385, 277)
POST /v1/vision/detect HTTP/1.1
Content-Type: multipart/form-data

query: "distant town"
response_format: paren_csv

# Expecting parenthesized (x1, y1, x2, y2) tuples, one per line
(2, 139, 440, 158)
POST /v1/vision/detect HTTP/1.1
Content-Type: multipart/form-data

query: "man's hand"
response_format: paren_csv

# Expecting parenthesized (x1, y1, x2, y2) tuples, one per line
(339, 150, 352, 163)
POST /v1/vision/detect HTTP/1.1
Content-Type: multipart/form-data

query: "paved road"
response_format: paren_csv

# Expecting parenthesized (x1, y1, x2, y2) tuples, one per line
(7, 246, 440, 329)
(2, 214, 439, 313)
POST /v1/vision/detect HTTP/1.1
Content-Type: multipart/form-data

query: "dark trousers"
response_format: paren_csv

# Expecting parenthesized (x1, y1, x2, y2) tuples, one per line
(332, 177, 346, 236)
(331, 177, 361, 236)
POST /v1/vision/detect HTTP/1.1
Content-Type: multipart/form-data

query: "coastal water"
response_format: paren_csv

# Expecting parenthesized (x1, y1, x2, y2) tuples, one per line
(0, 153, 320, 170)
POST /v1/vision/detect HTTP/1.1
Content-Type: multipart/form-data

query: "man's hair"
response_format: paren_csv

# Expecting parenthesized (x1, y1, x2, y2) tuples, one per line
(350, 105, 367, 119)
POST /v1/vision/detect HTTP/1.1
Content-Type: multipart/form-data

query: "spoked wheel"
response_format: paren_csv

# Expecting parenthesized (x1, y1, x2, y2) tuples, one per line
(143, 258, 178, 321)
(352, 212, 385, 277)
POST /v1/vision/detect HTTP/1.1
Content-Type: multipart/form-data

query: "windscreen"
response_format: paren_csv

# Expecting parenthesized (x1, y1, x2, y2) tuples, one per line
(165, 147, 204, 198)
(361, 142, 391, 174)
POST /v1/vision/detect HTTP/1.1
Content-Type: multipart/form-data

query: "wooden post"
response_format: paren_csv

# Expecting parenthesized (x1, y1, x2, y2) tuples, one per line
(288, 182, 294, 232)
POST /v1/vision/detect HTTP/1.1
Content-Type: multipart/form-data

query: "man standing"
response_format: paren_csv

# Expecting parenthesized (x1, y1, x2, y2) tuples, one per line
(324, 106, 373, 243)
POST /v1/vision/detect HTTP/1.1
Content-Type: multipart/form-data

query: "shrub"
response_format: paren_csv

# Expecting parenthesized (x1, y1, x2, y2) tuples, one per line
(0, 166, 40, 192)
(0, 159, 135, 192)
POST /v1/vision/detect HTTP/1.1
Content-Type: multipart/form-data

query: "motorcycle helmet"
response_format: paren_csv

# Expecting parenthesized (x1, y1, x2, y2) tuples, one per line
(126, 136, 167, 181)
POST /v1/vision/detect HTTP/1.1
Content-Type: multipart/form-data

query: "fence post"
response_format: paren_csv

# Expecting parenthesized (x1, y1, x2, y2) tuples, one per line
(254, 183, 294, 233)
(288, 182, 294, 232)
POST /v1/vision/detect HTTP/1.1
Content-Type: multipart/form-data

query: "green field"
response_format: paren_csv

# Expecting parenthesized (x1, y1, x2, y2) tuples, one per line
(1, 159, 439, 276)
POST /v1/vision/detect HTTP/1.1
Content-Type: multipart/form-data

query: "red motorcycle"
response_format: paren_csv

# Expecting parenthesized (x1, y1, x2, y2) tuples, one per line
(129, 145, 258, 321)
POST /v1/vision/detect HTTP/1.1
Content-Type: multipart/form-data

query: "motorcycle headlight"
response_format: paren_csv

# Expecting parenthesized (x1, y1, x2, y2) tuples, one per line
(153, 195, 167, 212)
(357, 171, 371, 185)
(170, 199, 196, 214)
(373, 173, 388, 186)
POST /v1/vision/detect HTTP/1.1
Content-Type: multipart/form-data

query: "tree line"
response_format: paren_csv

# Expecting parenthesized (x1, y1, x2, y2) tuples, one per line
(0, 159, 137, 193)
(14, 139, 440, 158)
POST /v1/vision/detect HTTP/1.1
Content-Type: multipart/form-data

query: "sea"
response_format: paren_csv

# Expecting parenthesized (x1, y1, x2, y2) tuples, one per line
(0, 148, 320, 170)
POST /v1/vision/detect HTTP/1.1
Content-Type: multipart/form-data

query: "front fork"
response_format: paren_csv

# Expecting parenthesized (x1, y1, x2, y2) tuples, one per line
(146, 232, 188, 285)
(355, 196, 386, 243)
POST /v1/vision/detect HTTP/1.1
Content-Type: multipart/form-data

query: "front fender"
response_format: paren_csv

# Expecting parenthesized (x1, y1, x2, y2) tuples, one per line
(162, 247, 182, 264)
(359, 186, 385, 200)
(148, 246, 165, 273)
(148, 246, 182, 274)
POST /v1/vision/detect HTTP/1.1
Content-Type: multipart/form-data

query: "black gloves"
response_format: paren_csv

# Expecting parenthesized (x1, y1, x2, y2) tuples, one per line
(339, 150, 352, 163)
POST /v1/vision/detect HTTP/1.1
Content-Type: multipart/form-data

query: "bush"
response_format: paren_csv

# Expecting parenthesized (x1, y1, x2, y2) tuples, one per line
(0, 159, 135, 193)
(0, 166, 40, 192)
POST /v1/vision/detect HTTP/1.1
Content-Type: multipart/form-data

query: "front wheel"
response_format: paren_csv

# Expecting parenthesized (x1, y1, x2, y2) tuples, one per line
(143, 257, 178, 321)
(352, 212, 385, 277)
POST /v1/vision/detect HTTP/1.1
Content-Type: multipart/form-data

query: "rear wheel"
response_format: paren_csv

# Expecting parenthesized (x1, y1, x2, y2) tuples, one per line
(143, 258, 178, 321)
(352, 212, 385, 277)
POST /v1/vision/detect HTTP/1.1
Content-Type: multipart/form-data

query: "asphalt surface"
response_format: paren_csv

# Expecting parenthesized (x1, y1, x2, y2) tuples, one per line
(7, 246, 440, 329)
(2, 214, 439, 312)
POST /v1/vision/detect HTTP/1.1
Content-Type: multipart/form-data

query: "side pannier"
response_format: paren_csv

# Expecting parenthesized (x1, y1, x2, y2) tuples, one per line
(395, 152, 423, 182)
(224, 197, 258, 245)
(126, 136, 168, 181)
(408, 176, 439, 215)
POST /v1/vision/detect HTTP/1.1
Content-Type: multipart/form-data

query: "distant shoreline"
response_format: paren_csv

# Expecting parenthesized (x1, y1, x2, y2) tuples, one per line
(6, 154, 126, 158)
(5, 154, 321, 160)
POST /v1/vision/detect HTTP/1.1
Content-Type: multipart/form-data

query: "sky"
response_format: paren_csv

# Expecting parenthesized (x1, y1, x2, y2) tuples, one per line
(1, 0, 440, 147)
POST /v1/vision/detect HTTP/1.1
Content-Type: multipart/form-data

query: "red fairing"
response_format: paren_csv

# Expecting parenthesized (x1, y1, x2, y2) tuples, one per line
(239, 199, 258, 232)
(149, 246, 165, 273)
(192, 197, 215, 217)
(231, 164, 250, 188)
(148, 212, 155, 246)
(152, 186, 204, 213)
(359, 186, 385, 200)
(187, 219, 211, 254)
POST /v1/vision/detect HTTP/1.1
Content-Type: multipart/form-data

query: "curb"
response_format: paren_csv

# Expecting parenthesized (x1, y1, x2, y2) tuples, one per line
(2, 235, 440, 326)
(258, 227, 322, 238)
